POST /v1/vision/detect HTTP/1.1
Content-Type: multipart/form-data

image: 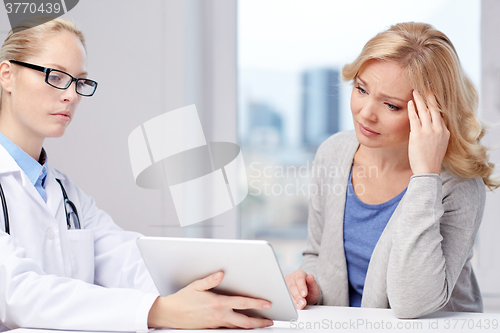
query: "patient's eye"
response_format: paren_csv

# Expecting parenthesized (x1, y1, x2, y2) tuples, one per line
(356, 86, 367, 94)
(385, 103, 401, 111)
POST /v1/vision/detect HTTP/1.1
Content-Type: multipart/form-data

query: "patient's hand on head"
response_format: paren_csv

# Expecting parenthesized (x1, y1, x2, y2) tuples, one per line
(285, 269, 320, 310)
(147, 271, 274, 329)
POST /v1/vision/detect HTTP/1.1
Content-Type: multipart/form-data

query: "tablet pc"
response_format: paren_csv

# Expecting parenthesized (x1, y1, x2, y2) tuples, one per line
(136, 236, 298, 321)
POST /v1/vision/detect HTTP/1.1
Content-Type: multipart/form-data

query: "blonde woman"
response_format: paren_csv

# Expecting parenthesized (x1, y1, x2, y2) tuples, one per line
(0, 18, 272, 330)
(286, 22, 497, 318)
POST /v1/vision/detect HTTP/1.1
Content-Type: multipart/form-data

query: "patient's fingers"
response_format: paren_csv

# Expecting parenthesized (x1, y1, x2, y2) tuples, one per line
(305, 274, 320, 305)
(288, 281, 302, 308)
(285, 277, 300, 306)
(295, 273, 309, 298)
(285, 270, 308, 309)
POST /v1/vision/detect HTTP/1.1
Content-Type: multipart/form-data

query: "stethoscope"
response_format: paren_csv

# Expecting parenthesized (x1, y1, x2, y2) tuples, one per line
(0, 178, 81, 235)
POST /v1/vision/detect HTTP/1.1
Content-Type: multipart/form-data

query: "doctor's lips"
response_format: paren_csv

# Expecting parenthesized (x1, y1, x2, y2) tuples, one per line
(358, 122, 380, 136)
(51, 111, 71, 122)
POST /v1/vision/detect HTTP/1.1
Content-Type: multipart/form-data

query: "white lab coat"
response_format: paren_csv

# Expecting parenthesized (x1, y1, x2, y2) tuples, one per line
(0, 145, 159, 331)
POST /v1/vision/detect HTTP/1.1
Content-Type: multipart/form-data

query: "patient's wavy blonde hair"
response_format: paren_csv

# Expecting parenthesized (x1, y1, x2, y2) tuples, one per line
(0, 17, 85, 112)
(342, 22, 499, 190)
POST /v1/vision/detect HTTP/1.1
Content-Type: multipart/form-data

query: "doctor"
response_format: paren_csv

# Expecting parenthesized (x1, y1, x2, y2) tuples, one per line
(0, 18, 273, 331)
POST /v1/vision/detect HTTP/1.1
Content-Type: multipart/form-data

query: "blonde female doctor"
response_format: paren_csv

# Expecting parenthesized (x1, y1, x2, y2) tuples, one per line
(0, 18, 273, 331)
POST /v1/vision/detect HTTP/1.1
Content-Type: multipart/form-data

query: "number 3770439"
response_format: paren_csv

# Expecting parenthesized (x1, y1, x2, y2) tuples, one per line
(4, 2, 62, 14)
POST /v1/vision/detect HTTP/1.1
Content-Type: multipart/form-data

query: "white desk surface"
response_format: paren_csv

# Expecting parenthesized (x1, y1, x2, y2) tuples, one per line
(9, 305, 500, 332)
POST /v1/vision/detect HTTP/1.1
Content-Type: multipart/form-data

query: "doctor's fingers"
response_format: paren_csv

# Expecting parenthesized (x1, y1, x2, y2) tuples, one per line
(222, 311, 274, 329)
(220, 294, 272, 311)
(189, 271, 224, 292)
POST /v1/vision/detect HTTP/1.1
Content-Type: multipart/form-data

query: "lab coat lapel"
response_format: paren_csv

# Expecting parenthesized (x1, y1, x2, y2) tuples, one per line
(46, 167, 65, 219)
(0, 144, 24, 176)
(0, 145, 47, 207)
(45, 166, 73, 278)
(0, 145, 74, 277)
(0, 145, 63, 219)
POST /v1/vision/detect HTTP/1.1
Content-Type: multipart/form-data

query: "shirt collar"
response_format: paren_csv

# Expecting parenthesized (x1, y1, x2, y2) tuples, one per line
(0, 131, 47, 186)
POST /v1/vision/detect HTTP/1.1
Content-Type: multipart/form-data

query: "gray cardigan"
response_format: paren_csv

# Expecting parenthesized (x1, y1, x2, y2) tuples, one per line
(300, 131, 485, 318)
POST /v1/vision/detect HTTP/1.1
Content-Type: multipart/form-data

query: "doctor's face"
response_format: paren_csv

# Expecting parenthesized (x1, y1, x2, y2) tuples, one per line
(350, 59, 413, 150)
(6, 30, 87, 140)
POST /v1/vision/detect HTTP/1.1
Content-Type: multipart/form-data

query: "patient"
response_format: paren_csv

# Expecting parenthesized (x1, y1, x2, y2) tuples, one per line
(286, 22, 498, 318)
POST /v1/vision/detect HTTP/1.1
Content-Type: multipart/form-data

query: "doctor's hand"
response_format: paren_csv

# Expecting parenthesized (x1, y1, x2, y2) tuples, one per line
(147, 271, 274, 329)
(285, 269, 320, 310)
(408, 90, 450, 176)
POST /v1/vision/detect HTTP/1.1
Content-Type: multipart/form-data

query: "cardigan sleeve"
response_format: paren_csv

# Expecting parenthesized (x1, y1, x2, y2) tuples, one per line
(386, 174, 485, 318)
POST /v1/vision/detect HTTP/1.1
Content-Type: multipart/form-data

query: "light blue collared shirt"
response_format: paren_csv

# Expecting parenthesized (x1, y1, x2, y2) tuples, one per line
(0, 132, 48, 202)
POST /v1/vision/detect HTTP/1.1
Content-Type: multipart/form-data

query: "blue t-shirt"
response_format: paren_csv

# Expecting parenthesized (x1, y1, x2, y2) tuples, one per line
(343, 166, 406, 307)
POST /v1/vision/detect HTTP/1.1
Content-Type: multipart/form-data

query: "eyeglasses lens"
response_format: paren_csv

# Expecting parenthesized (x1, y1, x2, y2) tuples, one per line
(77, 80, 97, 96)
(47, 70, 97, 96)
(47, 71, 72, 89)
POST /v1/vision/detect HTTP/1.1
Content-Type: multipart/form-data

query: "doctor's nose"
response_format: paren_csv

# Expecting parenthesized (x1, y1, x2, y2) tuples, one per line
(60, 82, 80, 103)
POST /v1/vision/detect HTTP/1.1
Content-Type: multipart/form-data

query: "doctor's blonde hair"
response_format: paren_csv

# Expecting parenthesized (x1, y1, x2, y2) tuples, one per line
(342, 22, 499, 190)
(0, 17, 85, 111)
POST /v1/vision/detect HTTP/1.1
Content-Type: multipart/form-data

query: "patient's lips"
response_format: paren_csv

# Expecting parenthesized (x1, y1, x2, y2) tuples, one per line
(359, 122, 380, 136)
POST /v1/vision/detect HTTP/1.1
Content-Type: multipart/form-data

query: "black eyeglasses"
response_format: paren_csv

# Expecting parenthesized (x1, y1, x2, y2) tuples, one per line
(9, 60, 98, 97)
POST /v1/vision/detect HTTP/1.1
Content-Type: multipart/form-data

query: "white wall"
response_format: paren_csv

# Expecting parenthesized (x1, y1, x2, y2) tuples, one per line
(477, 0, 500, 297)
(0, 4, 10, 49)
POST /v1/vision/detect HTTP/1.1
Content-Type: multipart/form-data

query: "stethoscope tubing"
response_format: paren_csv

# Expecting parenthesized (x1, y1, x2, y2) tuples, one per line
(0, 183, 9, 235)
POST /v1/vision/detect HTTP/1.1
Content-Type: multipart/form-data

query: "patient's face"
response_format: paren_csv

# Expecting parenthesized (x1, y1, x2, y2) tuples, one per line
(350, 59, 413, 150)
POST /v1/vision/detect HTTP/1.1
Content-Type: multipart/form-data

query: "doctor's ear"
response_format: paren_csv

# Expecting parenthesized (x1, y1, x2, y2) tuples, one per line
(0, 61, 14, 93)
